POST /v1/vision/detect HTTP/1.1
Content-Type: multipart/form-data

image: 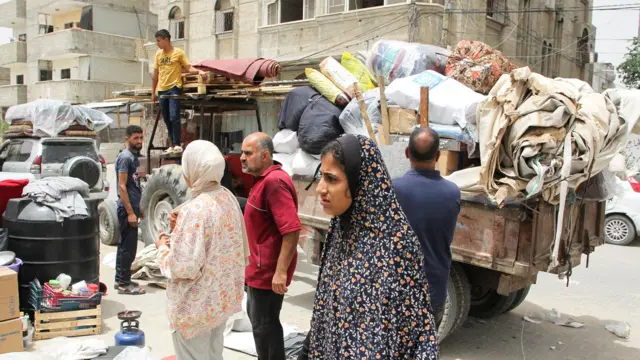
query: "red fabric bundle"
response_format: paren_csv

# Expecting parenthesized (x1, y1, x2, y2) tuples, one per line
(193, 58, 281, 84)
(0, 179, 29, 225)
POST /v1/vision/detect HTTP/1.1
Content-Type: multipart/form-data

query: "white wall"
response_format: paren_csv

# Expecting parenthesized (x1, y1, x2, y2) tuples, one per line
(9, 63, 28, 85)
(92, 6, 153, 40)
(51, 58, 82, 80)
(90, 56, 146, 85)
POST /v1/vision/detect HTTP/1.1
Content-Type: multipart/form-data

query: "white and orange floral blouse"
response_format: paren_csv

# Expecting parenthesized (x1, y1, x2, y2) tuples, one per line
(158, 188, 247, 340)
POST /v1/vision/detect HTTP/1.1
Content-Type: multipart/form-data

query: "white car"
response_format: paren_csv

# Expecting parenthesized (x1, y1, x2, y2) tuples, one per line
(0, 136, 109, 200)
(605, 173, 640, 246)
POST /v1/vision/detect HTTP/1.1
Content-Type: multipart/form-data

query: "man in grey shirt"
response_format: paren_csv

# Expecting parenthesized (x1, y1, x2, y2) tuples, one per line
(114, 125, 146, 295)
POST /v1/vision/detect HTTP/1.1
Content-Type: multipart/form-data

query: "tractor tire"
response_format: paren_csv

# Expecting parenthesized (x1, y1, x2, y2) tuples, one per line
(98, 199, 119, 246)
(469, 287, 517, 319)
(140, 165, 190, 246)
(505, 286, 531, 313)
(437, 263, 471, 343)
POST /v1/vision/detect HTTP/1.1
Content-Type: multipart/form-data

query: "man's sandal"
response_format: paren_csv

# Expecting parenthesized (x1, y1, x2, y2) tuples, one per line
(117, 284, 146, 295)
(114, 281, 140, 290)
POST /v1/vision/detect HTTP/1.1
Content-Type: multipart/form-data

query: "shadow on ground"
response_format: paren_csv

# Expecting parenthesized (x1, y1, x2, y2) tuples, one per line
(440, 301, 637, 360)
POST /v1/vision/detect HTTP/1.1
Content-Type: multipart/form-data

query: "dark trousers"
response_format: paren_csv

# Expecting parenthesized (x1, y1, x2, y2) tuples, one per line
(115, 206, 140, 286)
(158, 86, 182, 147)
(246, 286, 285, 360)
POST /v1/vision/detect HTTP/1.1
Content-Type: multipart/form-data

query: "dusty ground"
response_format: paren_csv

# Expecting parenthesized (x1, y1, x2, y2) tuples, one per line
(56, 241, 639, 360)
(30, 164, 640, 359)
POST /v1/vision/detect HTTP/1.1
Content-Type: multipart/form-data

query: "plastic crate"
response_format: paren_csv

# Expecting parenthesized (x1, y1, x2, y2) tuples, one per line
(28, 280, 102, 312)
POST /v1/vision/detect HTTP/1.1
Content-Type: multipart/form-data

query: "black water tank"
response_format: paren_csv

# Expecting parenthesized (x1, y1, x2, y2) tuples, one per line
(3, 197, 100, 307)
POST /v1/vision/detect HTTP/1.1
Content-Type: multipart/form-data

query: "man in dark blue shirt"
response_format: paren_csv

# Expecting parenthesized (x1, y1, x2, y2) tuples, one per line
(114, 125, 146, 295)
(392, 127, 461, 315)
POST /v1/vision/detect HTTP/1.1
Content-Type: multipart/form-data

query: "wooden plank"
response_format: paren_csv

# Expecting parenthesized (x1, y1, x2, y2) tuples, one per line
(376, 124, 388, 146)
(353, 83, 376, 143)
(36, 318, 100, 330)
(35, 306, 100, 321)
(378, 76, 391, 144)
(34, 327, 101, 341)
(420, 86, 429, 128)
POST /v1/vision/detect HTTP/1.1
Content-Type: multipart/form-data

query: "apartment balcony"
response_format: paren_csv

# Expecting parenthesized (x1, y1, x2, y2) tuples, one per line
(0, 0, 26, 28)
(29, 80, 131, 104)
(0, 42, 27, 66)
(28, 29, 140, 61)
(0, 85, 28, 107)
(257, 2, 444, 61)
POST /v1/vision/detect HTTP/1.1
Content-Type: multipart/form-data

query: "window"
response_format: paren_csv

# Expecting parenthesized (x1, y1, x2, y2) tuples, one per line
(215, 9, 234, 34)
(169, 6, 185, 40)
(5, 141, 33, 162)
(42, 142, 99, 164)
(486, 0, 506, 24)
(39, 70, 52, 81)
(553, 19, 563, 77)
(327, 0, 346, 14)
(266, 1, 279, 25)
(64, 22, 73, 29)
(17, 33, 26, 41)
(16, 75, 24, 85)
(61, 69, 71, 79)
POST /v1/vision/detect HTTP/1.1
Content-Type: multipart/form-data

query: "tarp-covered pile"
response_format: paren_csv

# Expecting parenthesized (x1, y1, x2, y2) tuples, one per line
(4, 99, 113, 138)
(453, 67, 630, 206)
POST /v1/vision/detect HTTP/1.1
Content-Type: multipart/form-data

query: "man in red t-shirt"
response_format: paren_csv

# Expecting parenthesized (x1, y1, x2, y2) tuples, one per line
(241, 132, 301, 360)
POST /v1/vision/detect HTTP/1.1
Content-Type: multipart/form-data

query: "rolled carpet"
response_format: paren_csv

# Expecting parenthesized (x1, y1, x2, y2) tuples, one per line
(194, 58, 281, 84)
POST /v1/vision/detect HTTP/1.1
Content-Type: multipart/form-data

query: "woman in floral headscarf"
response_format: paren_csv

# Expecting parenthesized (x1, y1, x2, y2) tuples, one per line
(157, 140, 249, 360)
(308, 134, 439, 359)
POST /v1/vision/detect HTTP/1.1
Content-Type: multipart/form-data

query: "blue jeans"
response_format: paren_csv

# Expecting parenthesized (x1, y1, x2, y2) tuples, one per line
(158, 86, 182, 147)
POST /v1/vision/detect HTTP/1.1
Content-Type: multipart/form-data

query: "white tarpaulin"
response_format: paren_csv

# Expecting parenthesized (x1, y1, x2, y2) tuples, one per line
(5, 99, 113, 137)
(471, 67, 628, 206)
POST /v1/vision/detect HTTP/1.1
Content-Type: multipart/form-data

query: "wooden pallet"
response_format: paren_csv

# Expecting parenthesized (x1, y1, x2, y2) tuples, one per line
(33, 306, 102, 341)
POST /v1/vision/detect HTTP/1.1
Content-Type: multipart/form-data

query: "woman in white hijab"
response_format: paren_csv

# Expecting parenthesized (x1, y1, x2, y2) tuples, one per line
(157, 140, 249, 360)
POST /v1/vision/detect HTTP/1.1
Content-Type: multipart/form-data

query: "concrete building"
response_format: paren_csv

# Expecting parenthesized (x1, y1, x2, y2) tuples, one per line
(591, 62, 615, 92)
(0, 0, 158, 111)
(144, 0, 596, 81)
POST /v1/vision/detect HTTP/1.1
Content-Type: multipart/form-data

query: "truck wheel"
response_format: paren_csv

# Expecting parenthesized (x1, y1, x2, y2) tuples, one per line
(604, 215, 636, 246)
(505, 286, 531, 312)
(469, 286, 516, 319)
(437, 263, 471, 343)
(140, 165, 190, 246)
(98, 199, 119, 246)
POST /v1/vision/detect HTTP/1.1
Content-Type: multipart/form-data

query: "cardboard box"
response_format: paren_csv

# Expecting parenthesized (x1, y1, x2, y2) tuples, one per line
(0, 318, 23, 354)
(436, 150, 461, 176)
(388, 106, 418, 135)
(0, 268, 19, 322)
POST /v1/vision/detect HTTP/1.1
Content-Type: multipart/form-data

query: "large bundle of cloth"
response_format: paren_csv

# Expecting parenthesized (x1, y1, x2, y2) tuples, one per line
(470, 67, 628, 206)
(445, 40, 517, 95)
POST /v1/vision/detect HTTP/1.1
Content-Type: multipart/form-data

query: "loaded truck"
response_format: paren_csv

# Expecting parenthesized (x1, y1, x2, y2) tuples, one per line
(129, 90, 606, 342)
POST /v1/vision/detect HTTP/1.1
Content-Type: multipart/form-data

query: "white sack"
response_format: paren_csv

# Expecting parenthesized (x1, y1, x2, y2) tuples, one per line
(273, 153, 294, 176)
(273, 130, 300, 154)
(292, 149, 320, 177)
(385, 70, 485, 128)
(231, 292, 253, 332)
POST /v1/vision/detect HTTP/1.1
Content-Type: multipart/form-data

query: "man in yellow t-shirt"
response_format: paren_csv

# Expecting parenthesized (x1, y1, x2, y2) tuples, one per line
(152, 29, 208, 154)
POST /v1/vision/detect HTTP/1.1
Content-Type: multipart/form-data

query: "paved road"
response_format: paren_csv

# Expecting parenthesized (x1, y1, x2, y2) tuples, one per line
(66, 165, 639, 359)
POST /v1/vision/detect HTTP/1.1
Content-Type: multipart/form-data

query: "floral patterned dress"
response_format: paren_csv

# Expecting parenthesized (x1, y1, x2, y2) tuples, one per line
(159, 189, 246, 340)
(308, 136, 439, 359)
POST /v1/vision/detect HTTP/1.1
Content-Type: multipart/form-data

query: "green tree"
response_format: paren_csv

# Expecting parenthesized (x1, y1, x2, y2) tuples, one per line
(617, 37, 640, 89)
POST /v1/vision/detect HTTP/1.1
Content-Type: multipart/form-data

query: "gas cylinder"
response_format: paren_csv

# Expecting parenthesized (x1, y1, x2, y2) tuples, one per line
(115, 310, 145, 347)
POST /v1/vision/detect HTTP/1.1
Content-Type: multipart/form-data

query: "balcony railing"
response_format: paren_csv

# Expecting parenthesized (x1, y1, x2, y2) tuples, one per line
(28, 29, 140, 61)
(30, 80, 131, 104)
(0, 42, 27, 66)
(0, 85, 27, 107)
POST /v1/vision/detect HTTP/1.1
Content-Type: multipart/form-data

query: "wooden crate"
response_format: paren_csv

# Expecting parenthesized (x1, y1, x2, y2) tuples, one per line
(33, 306, 102, 341)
